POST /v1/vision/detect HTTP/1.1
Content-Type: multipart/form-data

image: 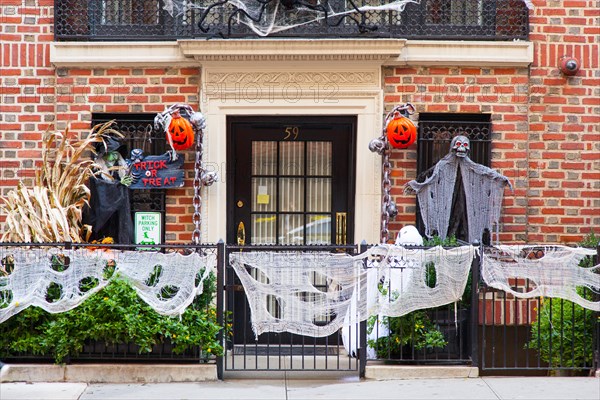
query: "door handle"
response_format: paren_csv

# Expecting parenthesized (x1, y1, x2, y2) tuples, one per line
(336, 212, 347, 245)
(237, 221, 246, 246)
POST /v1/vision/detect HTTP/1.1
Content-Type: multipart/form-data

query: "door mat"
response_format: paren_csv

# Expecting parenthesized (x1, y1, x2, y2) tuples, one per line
(233, 345, 338, 356)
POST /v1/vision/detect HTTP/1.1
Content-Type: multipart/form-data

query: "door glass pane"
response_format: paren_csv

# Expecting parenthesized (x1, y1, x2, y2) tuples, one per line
(279, 142, 304, 176)
(279, 178, 304, 212)
(306, 215, 331, 245)
(252, 178, 276, 212)
(279, 214, 304, 245)
(251, 214, 276, 245)
(306, 178, 331, 213)
(307, 142, 332, 176)
(252, 141, 277, 175)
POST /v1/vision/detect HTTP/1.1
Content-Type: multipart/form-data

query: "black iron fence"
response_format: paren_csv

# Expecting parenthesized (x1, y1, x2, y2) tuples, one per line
(478, 247, 600, 375)
(0, 242, 219, 364)
(1, 241, 598, 378)
(219, 243, 364, 377)
(54, 0, 529, 41)
(365, 246, 479, 366)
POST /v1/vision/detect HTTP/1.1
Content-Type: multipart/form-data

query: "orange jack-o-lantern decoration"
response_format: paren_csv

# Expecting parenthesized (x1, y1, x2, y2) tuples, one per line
(386, 115, 417, 149)
(167, 110, 195, 150)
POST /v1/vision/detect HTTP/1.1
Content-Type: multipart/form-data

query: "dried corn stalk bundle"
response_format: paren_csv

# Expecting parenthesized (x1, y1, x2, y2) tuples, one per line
(0, 123, 119, 243)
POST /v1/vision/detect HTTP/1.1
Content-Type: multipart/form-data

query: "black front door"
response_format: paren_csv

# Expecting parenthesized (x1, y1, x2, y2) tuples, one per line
(227, 116, 356, 343)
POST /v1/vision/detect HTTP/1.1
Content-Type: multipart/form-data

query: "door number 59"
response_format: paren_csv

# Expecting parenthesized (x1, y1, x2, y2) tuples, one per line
(284, 126, 300, 140)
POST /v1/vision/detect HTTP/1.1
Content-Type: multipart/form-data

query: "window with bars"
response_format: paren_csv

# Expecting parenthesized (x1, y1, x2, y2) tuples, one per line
(91, 114, 167, 244)
(426, 0, 484, 26)
(415, 113, 492, 242)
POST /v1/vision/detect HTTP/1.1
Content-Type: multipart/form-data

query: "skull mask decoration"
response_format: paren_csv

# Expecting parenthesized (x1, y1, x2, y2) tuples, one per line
(368, 137, 386, 155)
(450, 135, 470, 158)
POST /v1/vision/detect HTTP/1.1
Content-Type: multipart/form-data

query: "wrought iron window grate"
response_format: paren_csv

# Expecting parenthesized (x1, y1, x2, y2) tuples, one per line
(55, 0, 529, 40)
(414, 113, 492, 241)
(416, 113, 492, 174)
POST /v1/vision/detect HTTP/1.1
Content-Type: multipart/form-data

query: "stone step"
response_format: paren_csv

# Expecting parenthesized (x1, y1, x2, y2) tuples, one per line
(0, 363, 217, 383)
(365, 365, 479, 380)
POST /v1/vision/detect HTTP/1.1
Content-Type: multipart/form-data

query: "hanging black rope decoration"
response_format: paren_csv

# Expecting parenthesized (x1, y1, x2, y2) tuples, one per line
(197, 0, 378, 38)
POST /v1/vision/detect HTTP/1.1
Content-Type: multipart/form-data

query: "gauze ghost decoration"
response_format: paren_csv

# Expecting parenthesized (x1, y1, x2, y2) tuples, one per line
(395, 225, 424, 246)
(405, 136, 512, 243)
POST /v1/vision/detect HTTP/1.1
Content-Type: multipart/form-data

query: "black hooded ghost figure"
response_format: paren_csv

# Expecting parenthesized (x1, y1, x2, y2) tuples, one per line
(406, 135, 512, 244)
(83, 137, 133, 244)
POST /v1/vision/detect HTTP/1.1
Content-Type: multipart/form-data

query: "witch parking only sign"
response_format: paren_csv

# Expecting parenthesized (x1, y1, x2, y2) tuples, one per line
(135, 212, 162, 245)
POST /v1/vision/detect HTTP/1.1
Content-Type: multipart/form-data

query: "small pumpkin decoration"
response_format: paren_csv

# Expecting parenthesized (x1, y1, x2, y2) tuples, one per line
(386, 115, 417, 149)
(167, 110, 195, 151)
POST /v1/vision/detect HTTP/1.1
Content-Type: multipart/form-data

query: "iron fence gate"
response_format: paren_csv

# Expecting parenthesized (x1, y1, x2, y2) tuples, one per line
(217, 243, 365, 378)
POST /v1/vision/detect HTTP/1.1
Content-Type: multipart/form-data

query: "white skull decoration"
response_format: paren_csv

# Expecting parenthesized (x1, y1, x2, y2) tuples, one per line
(368, 137, 386, 155)
(450, 135, 470, 158)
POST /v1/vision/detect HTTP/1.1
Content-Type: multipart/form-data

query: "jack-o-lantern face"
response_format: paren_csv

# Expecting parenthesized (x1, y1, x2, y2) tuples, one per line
(386, 116, 417, 149)
(167, 110, 195, 151)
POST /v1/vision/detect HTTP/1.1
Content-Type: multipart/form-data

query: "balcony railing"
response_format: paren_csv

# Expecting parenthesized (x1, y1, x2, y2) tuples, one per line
(54, 0, 529, 41)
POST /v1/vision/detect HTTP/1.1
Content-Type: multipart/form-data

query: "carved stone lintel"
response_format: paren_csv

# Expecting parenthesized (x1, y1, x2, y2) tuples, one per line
(206, 71, 378, 86)
(179, 39, 406, 64)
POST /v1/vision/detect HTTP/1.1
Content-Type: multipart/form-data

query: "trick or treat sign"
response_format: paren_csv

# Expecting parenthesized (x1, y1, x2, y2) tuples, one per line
(127, 150, 185, 190)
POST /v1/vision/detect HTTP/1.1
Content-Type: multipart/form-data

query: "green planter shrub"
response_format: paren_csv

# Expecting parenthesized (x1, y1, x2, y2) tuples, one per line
(0, 271, 222, 364)
(368, 235, 470, 359)
(527, 232, 599, 370)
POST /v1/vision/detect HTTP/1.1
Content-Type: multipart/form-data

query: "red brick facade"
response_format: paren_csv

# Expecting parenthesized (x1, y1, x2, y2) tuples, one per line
(386, 1, 599, 244)
(0, 1, 598, 244)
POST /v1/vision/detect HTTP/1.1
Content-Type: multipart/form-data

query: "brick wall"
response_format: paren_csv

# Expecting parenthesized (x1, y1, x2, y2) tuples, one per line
(0, 0, 54, 196)
(383, 65, 531, 243)
(53, 66, 201, 242)
(526, 0, 599, 243)
(384, 0, 600, 244)
(0, 1, 201, 242)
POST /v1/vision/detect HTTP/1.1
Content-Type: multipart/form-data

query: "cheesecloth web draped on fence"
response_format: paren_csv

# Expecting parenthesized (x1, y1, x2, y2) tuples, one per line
(162, 0, 534, 37)
(366, 244, 475, 317)
(229, 245, 475, 338)
(229, 251, 362, 337)
(482, 245, 600, 311)
(0, 247, 214, 323)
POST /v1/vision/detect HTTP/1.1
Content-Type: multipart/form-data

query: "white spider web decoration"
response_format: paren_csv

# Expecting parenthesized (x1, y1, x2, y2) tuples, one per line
(482, 245, 600, 311)
(162, 0, 532, 37)
(229, 251, 362, 337)
(230, 245, 476, 338)
(0, 247, 214, 323)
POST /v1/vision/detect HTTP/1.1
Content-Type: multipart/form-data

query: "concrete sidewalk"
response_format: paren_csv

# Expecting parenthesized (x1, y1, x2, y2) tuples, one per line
(1, 376, 599, 400)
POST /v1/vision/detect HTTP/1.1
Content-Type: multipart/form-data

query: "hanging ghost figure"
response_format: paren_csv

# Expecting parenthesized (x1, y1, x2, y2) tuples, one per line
(405, 135, 512, 243)
(395, 225, 423, 246)
(390, 225, 423, 293)
(342, 226, 424, 359)
(341, 265, 380, 358)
